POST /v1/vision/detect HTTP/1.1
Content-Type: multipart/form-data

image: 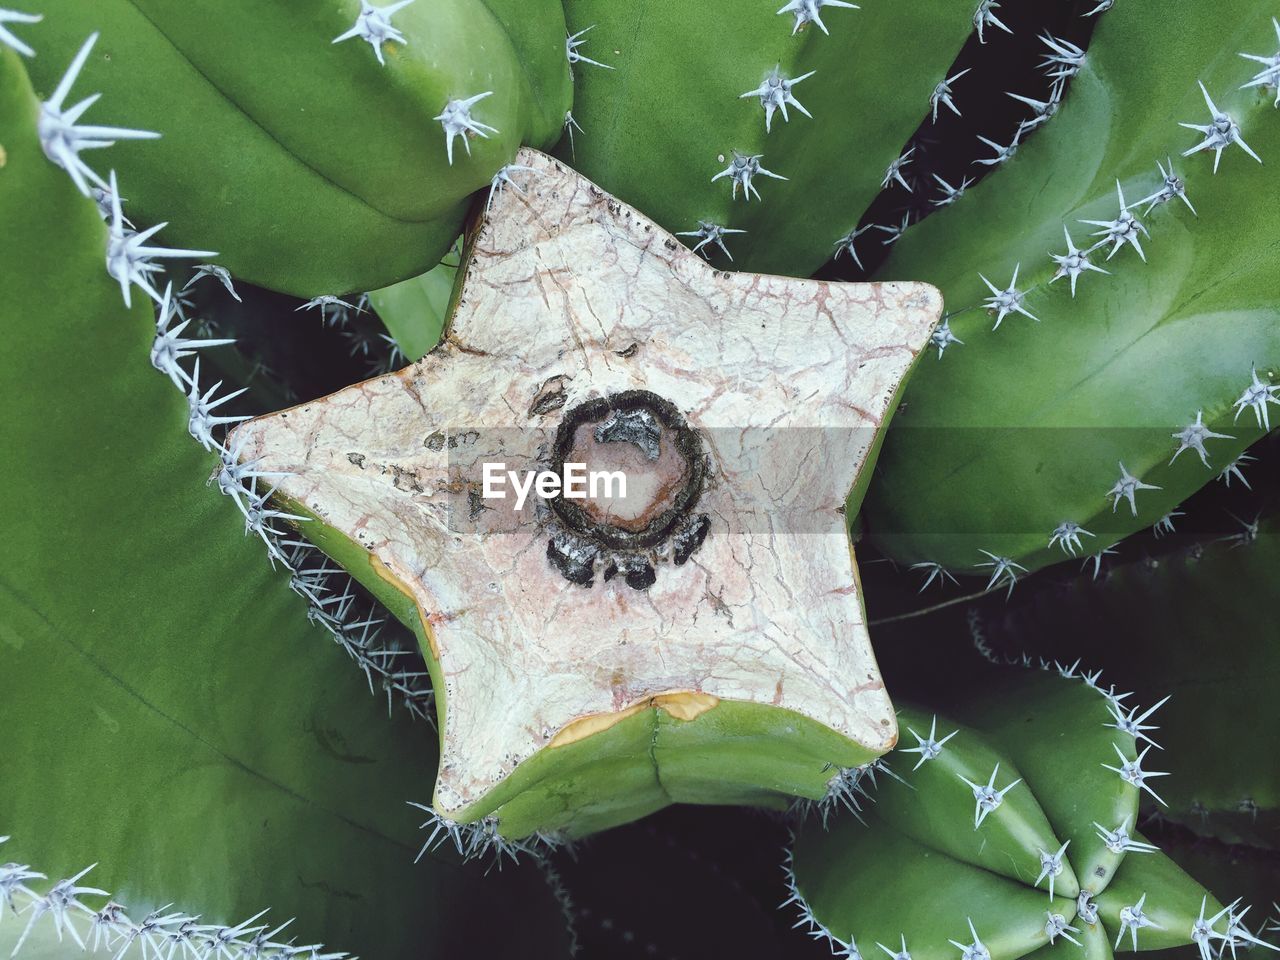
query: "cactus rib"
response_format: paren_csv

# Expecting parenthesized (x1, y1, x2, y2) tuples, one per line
(0, 837, 347, 960)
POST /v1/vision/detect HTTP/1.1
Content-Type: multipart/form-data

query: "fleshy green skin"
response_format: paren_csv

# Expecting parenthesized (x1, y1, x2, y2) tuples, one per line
(865, 0, 1280, 576)
(1155, 835, 1280, 930)
(793, 670, 1221, 958)
(0, 48, 568, 958)
(994, 519, 1280, 850)
(23, 0, 571, 296)
(290, 502, 883, 840)
(368, 244, 460, 362)
(559, 0, 975, 277)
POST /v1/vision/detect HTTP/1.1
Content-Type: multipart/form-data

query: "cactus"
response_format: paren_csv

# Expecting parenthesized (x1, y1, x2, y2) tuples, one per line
(1154, 832, 1280, 937)
(228, 147, 940, 843)
(860, 0, 1280, 579)
(984, 511, 1280, 850)
(21, 1, 571, 296)
(365, 240, 460, 362)
(4, 3, 1280, 957)
(557, 0, 977, 278)
(0, 44, 572, 958)
(787, 667, 1274, 960)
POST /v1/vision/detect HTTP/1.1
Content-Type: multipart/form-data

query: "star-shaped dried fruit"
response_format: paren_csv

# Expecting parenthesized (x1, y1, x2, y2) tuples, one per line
(235, 148, 941, 836)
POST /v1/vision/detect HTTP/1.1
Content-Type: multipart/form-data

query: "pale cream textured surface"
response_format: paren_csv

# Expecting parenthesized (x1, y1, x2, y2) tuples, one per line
(235, 148, 942, 815)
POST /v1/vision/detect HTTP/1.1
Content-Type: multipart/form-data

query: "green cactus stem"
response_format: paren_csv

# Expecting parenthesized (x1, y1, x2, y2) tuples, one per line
(788, 666, 1267, 960)
(989, 513, 1280, 850)
(22, 1, 572, 296)
(0, 45, 571, 958)
(863, 0, 1280, 580)
(366, 240, 461, 363)
(558, 0, 978, 278)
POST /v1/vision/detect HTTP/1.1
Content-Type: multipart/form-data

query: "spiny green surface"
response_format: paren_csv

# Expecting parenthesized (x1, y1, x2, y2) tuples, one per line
(867, 707, 1071, 894)
(1021, 916, 1112, 960)
(997, 517, 1280, 850)
(955, 671, 1137, 893)
(0, 46, 568, 958)
(1096, 843, 1228, 952)
(793, 669, 1218, 959)
(1155, 834, 1280, 934)
(799, 822, 1069, 960)
(22, 0, 571, 296)
(560, 0, 975, 277)
(866, 0, 1280, 576)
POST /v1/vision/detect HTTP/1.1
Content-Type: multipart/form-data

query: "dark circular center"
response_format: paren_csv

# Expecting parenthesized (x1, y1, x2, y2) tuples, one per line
(549, 390, 705, 551)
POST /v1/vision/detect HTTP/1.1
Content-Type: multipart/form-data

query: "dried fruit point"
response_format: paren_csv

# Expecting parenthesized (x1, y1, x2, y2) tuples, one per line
(233, 149, 940, 837)
(541, 391, 710, 589)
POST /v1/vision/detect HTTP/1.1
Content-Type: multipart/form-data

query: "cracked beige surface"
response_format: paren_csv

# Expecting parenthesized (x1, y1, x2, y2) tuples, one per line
(235, 148, 942, 815)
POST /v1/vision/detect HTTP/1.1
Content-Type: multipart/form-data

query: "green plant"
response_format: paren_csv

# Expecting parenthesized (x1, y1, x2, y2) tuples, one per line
(225, 147, 940, 843)
(367, 241, 461, 362)
(860, 0, 1280, 581)
(558, 0, 976, 277)
(21, 0, 571, 296)
(788, 668, 1259, 960)
(986, 515, 1280, 850)
(2, 2, 1278, 959)
(0, 42, 572, 959)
